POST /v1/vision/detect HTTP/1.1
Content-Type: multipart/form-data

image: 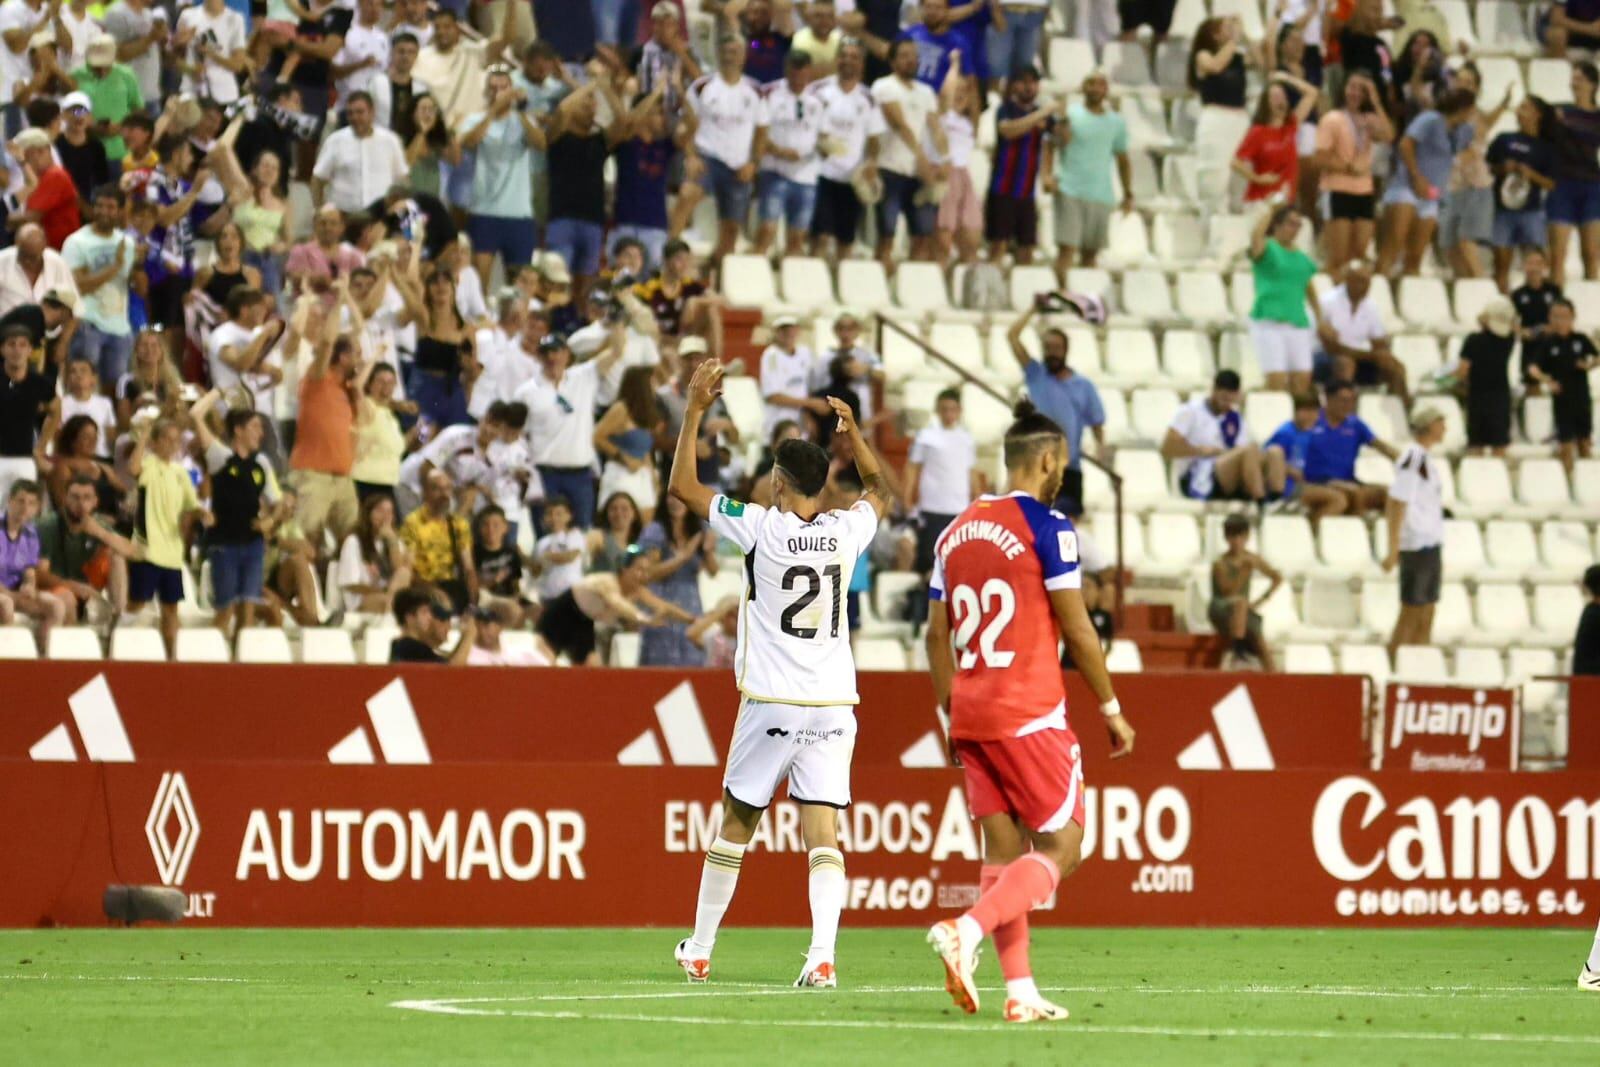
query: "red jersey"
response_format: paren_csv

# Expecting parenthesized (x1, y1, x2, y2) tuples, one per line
(930, 492, 1082, 741)
(1236, 120, 1300, 202)
(29, 166, 81, 250)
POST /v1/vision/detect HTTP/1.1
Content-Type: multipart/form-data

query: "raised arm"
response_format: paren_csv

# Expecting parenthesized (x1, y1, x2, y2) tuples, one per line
(825, 395, 892, 519)
(1006, 304, 1039, 368)
(668, 358, 725, 519)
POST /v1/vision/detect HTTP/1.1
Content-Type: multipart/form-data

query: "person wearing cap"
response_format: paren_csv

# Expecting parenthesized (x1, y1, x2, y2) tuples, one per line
(760, 314, 828, 438)
(98, 2, 166, 124)
(1315, 259, 1407, 404)
(54, 90, 108, 206)
(461, 63, 546, 288)
(1052, 70, 1132, 277)
(8, 127, 80, 249)
(804, 38, 882, 261)
(658, 334, 738, 487)
(754, 50, 823, 258)
(0, 220, 75, 317)
(172, 0, 247, 105)
(682, 35, 768, 266)
(512, 324, 629, 532)
(62, 183, 135, 386)
(1459, 295, 1517, 456)
(985, 63, 1055, 266)
(1382, 405, 1447, 655)
(69, 34, 143, 164)
(0, 284, 76, 379)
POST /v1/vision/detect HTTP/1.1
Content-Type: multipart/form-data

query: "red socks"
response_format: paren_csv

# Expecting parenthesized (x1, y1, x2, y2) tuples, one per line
(978, 864, 1033, 981)
(968, 853, 1060, 939)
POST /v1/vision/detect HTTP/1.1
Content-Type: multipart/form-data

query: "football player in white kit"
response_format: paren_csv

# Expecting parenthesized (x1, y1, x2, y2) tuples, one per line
(668, 359, 891, 989)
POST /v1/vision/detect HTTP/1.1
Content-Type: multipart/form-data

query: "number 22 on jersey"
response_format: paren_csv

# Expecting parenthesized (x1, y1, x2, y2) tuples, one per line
(949, 580, 1016, 669)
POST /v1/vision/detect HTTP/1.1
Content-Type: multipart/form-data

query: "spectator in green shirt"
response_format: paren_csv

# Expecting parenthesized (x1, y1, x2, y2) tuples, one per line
(72, 34, 145, 163)
(36, 471, 142, 622)
(1248, 204, 1323, 396)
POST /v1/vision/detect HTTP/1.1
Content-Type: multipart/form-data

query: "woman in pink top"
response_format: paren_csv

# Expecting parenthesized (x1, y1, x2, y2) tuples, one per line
(1314, 71, 1394, 281)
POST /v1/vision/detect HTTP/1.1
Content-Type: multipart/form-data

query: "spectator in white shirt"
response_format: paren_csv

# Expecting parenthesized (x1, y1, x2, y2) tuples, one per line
(512, 325, 628, 532)
(311, 92, 409, 213)
(1382, 406, 1447, 655)
(332, 0, 390, 98)
(534, 493, 587, 601)
(1316, 259, 1408, 404)
(0, 0, 48, 133)
(466, 597, 551, 665)
(819, 311, 885, 424)
(410, 8, 488, 129)
(803, 39, 882, 261)
(683, 35, 767, 265)
(905, 387, 980, 572)
(759, 314, 828, 437)
(205, 287, 285, 455)
(1161, 369, 1285, 501)
(755, 49, 823, 256)
(173, 0, 246, 104)
(0, 222, 75, 316)
(871, 36, 948, 269)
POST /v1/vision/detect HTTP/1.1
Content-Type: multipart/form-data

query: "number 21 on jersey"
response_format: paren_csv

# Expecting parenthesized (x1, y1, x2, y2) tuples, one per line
(949, 580, 1016, 669)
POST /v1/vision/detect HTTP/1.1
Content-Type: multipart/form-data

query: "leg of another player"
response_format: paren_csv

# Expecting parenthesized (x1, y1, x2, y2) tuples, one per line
(799, 803, 847, 983)
(685, 792, 764, 968)
(1583, 912, 1600, 988)
(974, 816, 1045, 1005)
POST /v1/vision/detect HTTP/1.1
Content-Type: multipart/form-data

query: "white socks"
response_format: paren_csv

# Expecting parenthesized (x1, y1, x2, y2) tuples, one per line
(1589, 915, 1600, 972)
(806, 847, 847, 966)
(1006, 977, 1041, 1001)
(689, 836, 746, 958)
(956, 914, 984, 950)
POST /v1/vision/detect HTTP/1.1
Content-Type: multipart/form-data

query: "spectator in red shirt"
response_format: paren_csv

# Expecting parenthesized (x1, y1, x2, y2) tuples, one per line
(9, 128, 82, 249)
(1232, 71, 1319, 204)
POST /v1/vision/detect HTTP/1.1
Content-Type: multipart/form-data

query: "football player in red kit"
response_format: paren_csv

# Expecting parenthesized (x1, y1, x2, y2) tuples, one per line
(924, 401, 1136, 1023)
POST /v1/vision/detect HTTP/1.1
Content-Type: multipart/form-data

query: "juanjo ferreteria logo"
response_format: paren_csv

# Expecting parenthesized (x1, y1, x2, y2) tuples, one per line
(145, 771, 200, 887)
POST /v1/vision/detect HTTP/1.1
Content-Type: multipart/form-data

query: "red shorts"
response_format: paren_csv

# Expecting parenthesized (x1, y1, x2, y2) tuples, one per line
(954, 727, 1085, 833)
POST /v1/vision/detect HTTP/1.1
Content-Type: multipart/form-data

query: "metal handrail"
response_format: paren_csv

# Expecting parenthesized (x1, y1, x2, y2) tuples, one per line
(873, 312, 1126, 626)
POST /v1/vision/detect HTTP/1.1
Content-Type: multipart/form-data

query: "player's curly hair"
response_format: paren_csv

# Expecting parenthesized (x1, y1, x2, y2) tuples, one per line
(1003, 400, 1066, 468)
(774, 439, 830, 498)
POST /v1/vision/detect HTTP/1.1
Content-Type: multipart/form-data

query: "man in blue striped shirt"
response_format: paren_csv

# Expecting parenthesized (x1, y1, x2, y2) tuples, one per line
(986, 64, 1057, 265)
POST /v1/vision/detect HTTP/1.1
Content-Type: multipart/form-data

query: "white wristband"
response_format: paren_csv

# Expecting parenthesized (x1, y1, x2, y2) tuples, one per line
(1101, 698, 1122, 719)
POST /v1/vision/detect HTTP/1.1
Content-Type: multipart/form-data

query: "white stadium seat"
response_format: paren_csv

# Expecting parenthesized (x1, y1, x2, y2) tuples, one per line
(1142, 512, 1203, 579)
(1152, 215, 1205, 265)
(837, 260, 891, 309)
(610, 632, 641, 667)
(1098, 387, 1132, 445)
(47, 627, 102, 661)
(175, 629, 231, 663)
(1130, 387, 1180, 444)
(110, 628, 165, 662)
(874, 572, 925, 626)
(362, 625, 399, 664)
(721, 254, 777, 307)
(1167, 0, 1208, 37)
(1392, 334, 1442, 383)
(1574, 459, 1600, 509)
(1441, 519, 1488, 579)
(1454, 456, 1514, 518)
(0, 626, 37, 659)
(719, 375, 765, 443)
(1515, 458, 1572, 516)
(1161, 330, 1215, 389)
(237, 628, 294, 664)
(1340, 643, 1391, 686)
(1229, 271, 1255, 320)
(1539, 520, 1593, 573)
(1509, 647, 1561, 712)
(1106, 639, 1144, 671)
(960, 383, 1014, 446)
(297, 630, 356, 662)
(1244, 391, 1292, 443)
(1472, 583, 1532, 647)
(1209, 215, 1256, 268)
(1472, 55, 1525, 104)
(1091, 510, 1146, 570)
(1360, 579, 1399, 638)
(1212, 0, 1265, 38)
(1479, 1, 1538, 55)
(779, 257, 835, 310)
(1066, 267, 1115, 306)
(1260, 515, 1317, 576)
(1284, 643, 1335, 674)
(1009, 264, 1058, 312)
(1120, 95, 1172, 149)
(927, 322, 985, 378)
(1452, 648, 1505, 688)
(1452, 278, 1500, 326)
(1105, 329, 1163, 388)
(1533, 583, 1583, 642)
(1358, 394, 1407, 444)
(1527, 57, 1576, 103)
(894, 261, 949, 312)
(1101, 40, 1153, 88)
(1120, 269, 1176, 322)
(1431, 583, 1473, 644)
(1483, 519, 1541, 580)
(1112, 450, 1173, 511)
(1252, 576, 1302, 641)
(1176, 272, 1231, 325)
(1103, 211, 1151, 267)
(1154, 38, 1191, 94)
(1048, 36, 1095, 85)
(1303, 574, 1361, 632)
(1395, 644, 1450, 684)
(1397, 276, 1454, 330)
(1316, 516, 1375, 574)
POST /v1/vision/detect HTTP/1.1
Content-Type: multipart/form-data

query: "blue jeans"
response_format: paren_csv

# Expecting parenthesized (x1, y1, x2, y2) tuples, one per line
(545, 217, 604, 276)
(610, 224, 668, 271)
(244, 249, 284, 307)
(209, 539, 266, 607)
(70, 321, 134, 385)
(699, 156, 753, 222)
(986, 8, 1047, 82)
(533, 465, 597, 533)
(756, 172, 818, 230)
(590, 0, 639, 44)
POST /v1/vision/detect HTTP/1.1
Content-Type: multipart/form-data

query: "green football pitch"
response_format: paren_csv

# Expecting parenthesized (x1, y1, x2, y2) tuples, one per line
(1, 927, 1596, 1065)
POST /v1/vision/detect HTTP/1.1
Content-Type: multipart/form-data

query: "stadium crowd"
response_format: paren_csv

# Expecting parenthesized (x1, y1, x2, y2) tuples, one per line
(0, 0, 1595, 684)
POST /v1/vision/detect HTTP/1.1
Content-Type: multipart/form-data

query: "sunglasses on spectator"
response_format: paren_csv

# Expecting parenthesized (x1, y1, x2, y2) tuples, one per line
(425, 603, 453, 621)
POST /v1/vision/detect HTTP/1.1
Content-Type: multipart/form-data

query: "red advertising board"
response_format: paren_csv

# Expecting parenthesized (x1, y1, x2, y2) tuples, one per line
(1379, 685, 1520, 772)
(1567, 677, 1600, 770)
(0, 663, 1370, 771)
(2, 762, 1593, 929)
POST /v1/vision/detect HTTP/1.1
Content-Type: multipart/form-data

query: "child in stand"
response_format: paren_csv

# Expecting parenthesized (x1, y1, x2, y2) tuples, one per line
(534, 495, 585, 605)
(474, 504, 528, 624)
(251, 0, 331, 84)
(58, 358, 117, 455)
(1207, 513, 1284, 672)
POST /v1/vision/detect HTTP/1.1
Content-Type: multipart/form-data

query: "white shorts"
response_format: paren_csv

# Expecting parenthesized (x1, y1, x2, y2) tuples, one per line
(724, 698, 857, 809)
(1249, 318, 1316, 375)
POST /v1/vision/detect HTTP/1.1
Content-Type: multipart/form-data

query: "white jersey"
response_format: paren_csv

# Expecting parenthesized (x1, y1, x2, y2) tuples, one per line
(707, 493, 878, 706)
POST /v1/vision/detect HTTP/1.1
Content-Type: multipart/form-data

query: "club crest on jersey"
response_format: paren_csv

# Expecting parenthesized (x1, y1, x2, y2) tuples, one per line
(717, 498, 745, 517)
(1058, 531, 1079, 562)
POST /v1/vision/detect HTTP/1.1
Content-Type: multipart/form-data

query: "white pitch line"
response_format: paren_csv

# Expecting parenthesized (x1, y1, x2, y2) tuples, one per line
(0, 974, 252, 983)
(387, 1001, 1600, 1046)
